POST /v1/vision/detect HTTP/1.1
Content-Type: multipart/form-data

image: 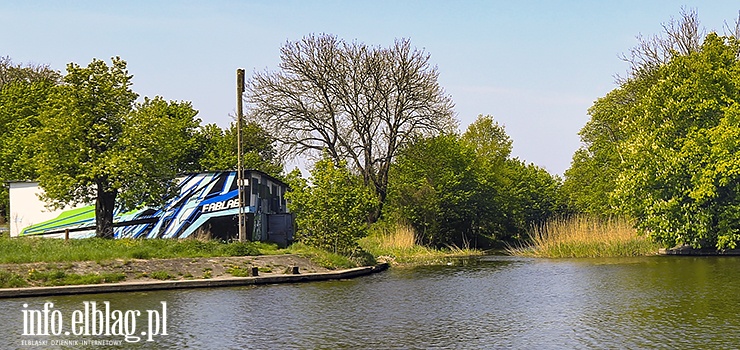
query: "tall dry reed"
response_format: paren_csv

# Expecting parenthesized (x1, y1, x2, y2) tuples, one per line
(508, 216, 660, 258)
(360, 222, 481, 264)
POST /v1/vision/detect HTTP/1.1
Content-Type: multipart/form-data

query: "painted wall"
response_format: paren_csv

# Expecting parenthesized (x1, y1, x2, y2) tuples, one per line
(8, 182, 82, 237)
(9, 171, 291, 241)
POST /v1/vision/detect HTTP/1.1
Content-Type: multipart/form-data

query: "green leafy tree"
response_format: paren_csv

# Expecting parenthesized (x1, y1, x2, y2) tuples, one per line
(505, 159, 564, 234)
(387, 134, 481, 247)
(286, 156, 377, 254)
(198, 121, 283, 176)
(32, 57, 202, 238)
(562, 84, 640, 215)
(564, 9, 703, 216)
(0, 57, 59, 221)
(568, 10, 740, 249)
(0, 56, 60, 89)
(462, 115, 514, 239)
(387, 117, 563, 247)
(613, 33, 740, 249)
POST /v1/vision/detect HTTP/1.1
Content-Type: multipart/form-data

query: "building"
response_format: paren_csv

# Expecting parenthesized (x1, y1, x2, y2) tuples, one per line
(8, 170, 294, 246)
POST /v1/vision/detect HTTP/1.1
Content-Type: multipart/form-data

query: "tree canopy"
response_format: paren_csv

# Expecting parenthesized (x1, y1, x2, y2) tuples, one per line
(386, 115, 563, 247)
(32, 57, 203, 238)
(565, 11, 740, 249)
(0, 57, 60, 220)
(197, 121, 283, 177)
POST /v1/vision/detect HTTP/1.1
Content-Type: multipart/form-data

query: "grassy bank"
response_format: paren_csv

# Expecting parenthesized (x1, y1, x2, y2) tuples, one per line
(0, 236, 366, 288)
(359, 223, 483, 265)
(507, 216, 661, 258)
(0, 235, 282, 264)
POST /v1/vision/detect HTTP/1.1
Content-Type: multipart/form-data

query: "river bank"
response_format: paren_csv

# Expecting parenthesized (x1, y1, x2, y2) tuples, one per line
(0, 254, 389, 298)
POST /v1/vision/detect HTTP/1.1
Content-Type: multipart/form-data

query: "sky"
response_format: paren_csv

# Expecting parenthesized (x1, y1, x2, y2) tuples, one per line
(2, 0, 740, 175)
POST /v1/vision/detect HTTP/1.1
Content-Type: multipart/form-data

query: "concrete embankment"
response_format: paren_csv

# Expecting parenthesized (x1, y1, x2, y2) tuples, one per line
(0, 263, 389, 299)
(659, 246, 740, 255)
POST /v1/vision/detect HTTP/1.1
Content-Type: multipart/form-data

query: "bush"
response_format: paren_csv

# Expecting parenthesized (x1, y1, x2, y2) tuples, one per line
(286, 156, 377, 255)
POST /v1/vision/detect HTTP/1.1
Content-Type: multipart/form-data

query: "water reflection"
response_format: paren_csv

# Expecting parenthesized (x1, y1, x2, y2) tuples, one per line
(3, 256, 740, 349)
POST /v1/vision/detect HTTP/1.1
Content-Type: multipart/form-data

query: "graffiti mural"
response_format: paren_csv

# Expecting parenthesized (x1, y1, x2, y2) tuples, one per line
(19, 171, 292, 243)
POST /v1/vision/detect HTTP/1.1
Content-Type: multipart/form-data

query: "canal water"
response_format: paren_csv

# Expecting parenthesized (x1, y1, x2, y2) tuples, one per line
(3, 255, 740, 349)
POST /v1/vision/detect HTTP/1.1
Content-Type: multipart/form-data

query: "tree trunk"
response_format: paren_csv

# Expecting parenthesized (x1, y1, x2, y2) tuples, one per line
(95, 181, 117, 239)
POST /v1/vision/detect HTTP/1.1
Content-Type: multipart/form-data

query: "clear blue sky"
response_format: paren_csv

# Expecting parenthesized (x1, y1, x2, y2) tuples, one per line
(2, 1, 739, 175)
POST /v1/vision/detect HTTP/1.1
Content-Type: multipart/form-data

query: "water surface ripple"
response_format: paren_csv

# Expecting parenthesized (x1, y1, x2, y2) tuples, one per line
(4, 255, 740, 349)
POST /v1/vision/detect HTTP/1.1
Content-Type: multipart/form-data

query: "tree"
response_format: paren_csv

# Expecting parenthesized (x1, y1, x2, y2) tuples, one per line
(568, 11, 740, 249)
(0, 58, 60, 221)
(285, 155, 377, 254)
(387, 134, 479, 247)
(247, 34, 456, 219)
(618, 8, 703, 83)
(32, 57, 202, 238)
(565, 9, 708, 216)
(613, 33, 740, 249)
(461, 115, 515, 241)
(504, 159, 563, 234)
(387, 116, 563, 247)
(198, 121, 283, 176)
(0, 56, 60, 89)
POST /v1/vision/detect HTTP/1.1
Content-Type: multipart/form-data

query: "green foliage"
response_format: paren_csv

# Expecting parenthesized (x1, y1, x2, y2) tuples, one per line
(27, 269, 126, 286)
(147, 271, 173, 280)
(462, 114, 512, 162)
(0, 58, 59, 220)
(198, 121, 283, 176)
(612, 34, 740, 249)
(387, 134, 480, 247)
(386, 118, 564, 247)
(226, 266, 252, 277)
(286, 155, 377, 255)
(566, 26, 740, 249)
(30, 57, 203, 237)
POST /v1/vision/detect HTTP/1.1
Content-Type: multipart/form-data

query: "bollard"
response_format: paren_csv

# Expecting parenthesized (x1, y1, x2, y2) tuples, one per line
(291, 266, 300, 274)
(250, 267, 259, 277)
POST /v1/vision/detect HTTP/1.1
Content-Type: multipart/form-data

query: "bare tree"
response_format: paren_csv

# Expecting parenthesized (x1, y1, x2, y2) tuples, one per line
(618, 8, 704, 82)
(247, 34, 456, 218)
(0, 56, 60, 88)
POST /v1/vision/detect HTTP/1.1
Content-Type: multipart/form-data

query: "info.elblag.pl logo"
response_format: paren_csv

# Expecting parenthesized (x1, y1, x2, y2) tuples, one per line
(21, 301, 168, 343)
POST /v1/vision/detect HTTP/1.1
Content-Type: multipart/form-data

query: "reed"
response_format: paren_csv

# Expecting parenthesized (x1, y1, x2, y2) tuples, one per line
(508, 216, 660, 258)
(360, 222, 482, 264)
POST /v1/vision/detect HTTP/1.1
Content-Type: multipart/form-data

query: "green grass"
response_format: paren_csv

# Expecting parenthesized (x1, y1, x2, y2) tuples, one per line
(0, 236, 277, 264)
(147, 271, 173, 280)
(285, 243, 358, 269)
(0, 271, 28, 288)
(26, 269, 126, 286)
(226, 266, 253, 277)
(359, 223, 483, 265)
(507, 216, 662, 258)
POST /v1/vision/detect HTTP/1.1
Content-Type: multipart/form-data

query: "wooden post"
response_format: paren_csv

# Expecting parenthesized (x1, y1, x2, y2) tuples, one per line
(64, 228, 69, 242)
(237, 68, 246, 242)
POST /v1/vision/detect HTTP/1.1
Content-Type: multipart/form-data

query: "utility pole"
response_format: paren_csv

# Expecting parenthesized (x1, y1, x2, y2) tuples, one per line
(237, 68, 246, 242)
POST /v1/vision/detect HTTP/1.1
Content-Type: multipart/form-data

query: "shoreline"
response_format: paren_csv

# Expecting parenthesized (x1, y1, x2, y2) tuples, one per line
(0, 263, 389, 298)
